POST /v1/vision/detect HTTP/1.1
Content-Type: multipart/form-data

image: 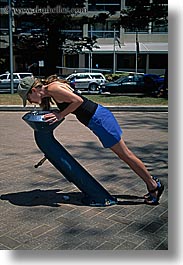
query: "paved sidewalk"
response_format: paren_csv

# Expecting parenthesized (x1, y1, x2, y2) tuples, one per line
(0, 111, 168, 250)
(0, 105, 168, 112)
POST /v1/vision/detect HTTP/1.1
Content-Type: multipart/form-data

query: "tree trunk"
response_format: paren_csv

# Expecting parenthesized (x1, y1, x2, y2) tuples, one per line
(45, 23, 60, 77)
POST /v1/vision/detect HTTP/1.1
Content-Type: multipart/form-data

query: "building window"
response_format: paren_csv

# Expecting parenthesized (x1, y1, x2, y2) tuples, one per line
(88, 21, 120, 38)
(149, 54, 168, 69)
(125, 0, 150, 7)
(86, 54, 113, 69)
(125, 27, 149, 33)
(0, 0, 7, 8)
(117, 54, 135, 69)
(88, 0, 121, 12)
(117, 54, 146, 71)
(60, 22, 83, 39)
(65, 54, 79, 68)
(152, 0, 168, 4)
(124, 0, 168, 33)
(151, 21, 168, 33)
(61, 30, 83, 39)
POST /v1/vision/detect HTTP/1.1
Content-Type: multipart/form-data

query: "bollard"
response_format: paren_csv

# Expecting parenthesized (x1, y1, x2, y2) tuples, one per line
(22, 111, 117, 207)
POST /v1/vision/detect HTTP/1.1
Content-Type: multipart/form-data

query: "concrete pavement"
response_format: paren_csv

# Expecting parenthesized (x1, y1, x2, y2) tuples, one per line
(0, 111, 168, 250)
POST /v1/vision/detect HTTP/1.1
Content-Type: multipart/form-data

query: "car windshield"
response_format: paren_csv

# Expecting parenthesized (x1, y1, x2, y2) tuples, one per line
(114, 76, 128, 83)
(114, 74, 144, 83)
(19, 73, 32, 78)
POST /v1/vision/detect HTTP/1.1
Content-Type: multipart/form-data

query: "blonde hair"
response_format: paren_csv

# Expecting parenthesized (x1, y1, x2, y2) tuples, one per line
(30, 78, 50, 110)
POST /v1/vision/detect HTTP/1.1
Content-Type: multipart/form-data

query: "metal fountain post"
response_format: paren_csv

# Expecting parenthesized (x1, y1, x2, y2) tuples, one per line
(22, 110, 117, 207)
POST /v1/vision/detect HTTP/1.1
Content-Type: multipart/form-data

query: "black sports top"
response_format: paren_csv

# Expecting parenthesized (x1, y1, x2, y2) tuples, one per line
(55, 91, 98, 126)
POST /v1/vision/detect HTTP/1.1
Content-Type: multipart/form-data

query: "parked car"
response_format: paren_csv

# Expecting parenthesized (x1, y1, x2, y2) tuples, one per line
(150, 70, 168, 98)
(0, 72, 33, 92)
(99, 74, 164, 95)
(66, 72, 106, 91)
(144, 74, 164, 85)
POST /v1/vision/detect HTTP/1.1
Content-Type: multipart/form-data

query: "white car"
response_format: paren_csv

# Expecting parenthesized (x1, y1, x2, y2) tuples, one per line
(0, 72, 33, 91)
(66, 72, 106, 91)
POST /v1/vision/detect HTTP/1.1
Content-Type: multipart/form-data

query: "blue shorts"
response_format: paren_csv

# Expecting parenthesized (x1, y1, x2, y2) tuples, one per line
(87, 105, 123, 148)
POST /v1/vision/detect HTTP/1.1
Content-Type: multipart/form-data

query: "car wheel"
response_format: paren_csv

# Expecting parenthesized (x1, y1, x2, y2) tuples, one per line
(89, 83, 98, 91)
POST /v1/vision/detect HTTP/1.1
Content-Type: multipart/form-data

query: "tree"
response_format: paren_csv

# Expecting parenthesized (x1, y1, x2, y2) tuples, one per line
(119, 0, 168, 32)
(12, 0, 87, 76)
(12, 0, 114, 76)
(118, 0, 168, 74)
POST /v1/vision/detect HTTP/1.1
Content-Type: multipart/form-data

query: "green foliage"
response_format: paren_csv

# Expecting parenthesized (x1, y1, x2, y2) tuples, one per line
(118, 0, 168, 31)
(10, 0, 168, 76)
(104, 73, 130, 81)
(12, 0, 87, 75)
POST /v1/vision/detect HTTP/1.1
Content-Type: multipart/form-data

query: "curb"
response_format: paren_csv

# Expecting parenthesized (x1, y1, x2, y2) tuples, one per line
(106, 105, 168, 112)
(0, 105, 168, 112)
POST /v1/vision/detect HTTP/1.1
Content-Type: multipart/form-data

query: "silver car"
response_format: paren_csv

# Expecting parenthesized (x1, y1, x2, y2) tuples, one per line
(0, 72, 33, 92)
(66, 72, 106, 91)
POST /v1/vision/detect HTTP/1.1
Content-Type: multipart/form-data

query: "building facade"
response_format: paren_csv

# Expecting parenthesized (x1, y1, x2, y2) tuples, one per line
(0, 0, 168, 75)
(62, 0, 168, 75)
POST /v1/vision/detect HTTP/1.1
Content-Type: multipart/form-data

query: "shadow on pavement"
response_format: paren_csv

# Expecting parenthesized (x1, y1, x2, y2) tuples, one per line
(0, 189, 145, 207)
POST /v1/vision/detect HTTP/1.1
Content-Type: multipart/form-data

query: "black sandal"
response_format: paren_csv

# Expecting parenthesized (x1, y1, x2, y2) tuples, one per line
(143, 176, 159, 199)
(144, 179, 164, 205)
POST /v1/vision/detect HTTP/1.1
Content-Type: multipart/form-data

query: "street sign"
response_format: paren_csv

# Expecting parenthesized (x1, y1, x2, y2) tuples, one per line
(39, 61, 44, 67)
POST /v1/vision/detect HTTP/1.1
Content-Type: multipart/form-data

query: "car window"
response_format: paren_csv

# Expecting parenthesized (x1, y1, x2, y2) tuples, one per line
(121, 77, 132, 83)
(69, 76, 76, 81)
(76, 74, 91, 79)
(128, 77, 134, 82)
(115, 77, 125, 83)
(90, 74, 103, 79)
(13, 74, 19, 79)
(66, 75, 74, 81)
(19, 73, 32, 78)
(133, 75, 140, 81)
(0, 74, 8, 80)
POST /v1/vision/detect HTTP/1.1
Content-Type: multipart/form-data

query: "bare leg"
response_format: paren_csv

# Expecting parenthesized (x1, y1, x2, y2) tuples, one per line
(110, 138, 157, 192)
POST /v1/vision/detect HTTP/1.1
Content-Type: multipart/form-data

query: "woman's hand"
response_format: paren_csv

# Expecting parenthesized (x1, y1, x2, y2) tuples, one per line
(44, 110, 63, 125)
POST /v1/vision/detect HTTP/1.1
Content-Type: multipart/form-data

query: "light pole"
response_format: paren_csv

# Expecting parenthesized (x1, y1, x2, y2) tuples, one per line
(89, 24, 93, 73)
(8, 0, 14, 94)
(135, 31, 139, 73)
(113, 26, 121, 74)
(113, 26, 116, 74)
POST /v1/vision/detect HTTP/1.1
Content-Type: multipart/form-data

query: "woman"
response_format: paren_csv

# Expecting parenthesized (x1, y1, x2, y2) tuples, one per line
(18, 75, 164, 205)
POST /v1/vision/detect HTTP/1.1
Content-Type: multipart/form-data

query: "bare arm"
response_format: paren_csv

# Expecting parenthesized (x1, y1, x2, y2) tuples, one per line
(43, 82, 83, 123)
